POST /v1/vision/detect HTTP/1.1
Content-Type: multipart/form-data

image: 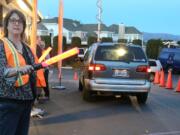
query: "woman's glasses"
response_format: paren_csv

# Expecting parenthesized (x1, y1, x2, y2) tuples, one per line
(9, 18, 23, 24)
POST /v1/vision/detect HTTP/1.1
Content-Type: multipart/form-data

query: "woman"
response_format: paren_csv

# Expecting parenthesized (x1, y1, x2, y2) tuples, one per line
(0, 10, 37, 135)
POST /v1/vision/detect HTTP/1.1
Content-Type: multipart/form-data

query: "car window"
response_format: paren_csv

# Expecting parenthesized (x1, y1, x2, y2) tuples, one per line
(94, 46, 147, 62)
(149, 61, 157, 66)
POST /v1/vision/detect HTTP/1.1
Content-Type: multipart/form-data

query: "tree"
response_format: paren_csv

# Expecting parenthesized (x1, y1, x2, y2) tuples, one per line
(51, 36, 67, 57)
(87, 36, 97, 46)
(132, 39, 142, 46)
(71, 37, 81, 48)
(63, 36, 67, 51)
(146, 39, 163, 59)
(101, 37, 113, 42)
(117, 39, 127, 43)
(41, 36, 51, 48)
(52, 36, 58, 57)
(177, 41, 180, 46)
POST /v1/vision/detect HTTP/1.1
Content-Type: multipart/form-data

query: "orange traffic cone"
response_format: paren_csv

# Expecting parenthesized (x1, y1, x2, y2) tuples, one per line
(154, 71, 160, 84)
(175, 79, 180, 92)
(165, 70, 173, 89)
(159, 70, 165, 87)
(73, 71, 78, 80)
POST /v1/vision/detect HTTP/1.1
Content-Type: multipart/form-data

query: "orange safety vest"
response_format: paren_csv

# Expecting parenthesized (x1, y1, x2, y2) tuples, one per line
(2, 37, 29, 87)
(2, 37, 46, 87)
(32, 51, 46, 87)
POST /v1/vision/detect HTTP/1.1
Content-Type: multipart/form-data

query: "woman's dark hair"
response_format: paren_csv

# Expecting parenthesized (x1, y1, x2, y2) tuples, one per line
(3, 9, 26, 38)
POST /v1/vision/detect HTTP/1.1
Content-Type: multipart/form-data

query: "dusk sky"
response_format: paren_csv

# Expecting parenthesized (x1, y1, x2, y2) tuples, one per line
(38, 0, 180, 35)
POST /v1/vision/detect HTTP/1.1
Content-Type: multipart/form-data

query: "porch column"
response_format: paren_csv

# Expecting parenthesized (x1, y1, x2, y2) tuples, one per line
(0, 5, 2, 27)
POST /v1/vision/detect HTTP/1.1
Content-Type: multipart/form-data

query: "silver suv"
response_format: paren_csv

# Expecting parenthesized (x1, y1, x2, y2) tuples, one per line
(79, 43, 151, 104)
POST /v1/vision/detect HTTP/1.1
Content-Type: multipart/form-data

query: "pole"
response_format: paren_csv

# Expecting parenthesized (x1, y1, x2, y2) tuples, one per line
(97, 0, 102, 42)
(31, 0, 37, 53)
(58, 0, 63, 80)
(52, 0, 65, 90)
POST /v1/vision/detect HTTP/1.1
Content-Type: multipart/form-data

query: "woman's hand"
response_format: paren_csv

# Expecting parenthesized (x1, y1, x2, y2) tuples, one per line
(5, 65, 34, 78)
(18, 65, 34, 75)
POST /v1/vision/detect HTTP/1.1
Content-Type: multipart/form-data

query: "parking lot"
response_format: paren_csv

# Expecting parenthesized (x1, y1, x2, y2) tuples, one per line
(30, 68, 180, 135)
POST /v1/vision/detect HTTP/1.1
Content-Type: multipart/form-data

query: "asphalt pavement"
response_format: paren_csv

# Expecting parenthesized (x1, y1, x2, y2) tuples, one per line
(30, 67, 79, 135)
(29, 68, 180, 135)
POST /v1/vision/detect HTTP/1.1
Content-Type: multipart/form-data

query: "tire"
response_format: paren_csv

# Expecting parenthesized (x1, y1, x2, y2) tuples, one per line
(82, 87, 95, 102)
(136, 92, 148, 104)
(78, 80, 83, 91)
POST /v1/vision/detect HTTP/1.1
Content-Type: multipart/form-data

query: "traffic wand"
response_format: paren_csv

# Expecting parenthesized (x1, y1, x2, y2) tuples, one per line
(33, 63, 43, 70)
(32, 47, 79, 71)
(38, 47, 52, 63)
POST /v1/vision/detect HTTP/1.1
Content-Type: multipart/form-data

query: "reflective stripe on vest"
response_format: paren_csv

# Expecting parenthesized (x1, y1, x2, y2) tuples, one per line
(2, 38, 29, 87)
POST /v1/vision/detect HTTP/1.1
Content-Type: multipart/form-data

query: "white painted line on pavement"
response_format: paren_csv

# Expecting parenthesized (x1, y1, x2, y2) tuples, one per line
(62, 66, 73, 69)
(145, 131, 180, 135)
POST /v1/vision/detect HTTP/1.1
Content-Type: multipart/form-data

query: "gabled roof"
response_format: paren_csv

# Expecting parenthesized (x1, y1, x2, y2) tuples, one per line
(108, 24, 142, 34)
(42, 18, 142, 34)
(76, 24, 108, 33)
(125, 26, 142, 34)
(37, 23, 48, 30)
(108, 24, 119, 33)
(42, 18, 81, 31)
(41, 17, 58, 23)
(64, 18, 80, 31)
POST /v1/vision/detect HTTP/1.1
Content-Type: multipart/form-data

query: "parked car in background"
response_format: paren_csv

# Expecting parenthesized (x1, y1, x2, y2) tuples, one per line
(79, 43, 151, 104)
(158, 48, 180, 73)
(148, 59, 162, 81)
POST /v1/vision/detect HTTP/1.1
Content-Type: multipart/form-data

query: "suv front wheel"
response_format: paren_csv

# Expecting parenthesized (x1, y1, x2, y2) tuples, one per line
(136, 92, 148, 104)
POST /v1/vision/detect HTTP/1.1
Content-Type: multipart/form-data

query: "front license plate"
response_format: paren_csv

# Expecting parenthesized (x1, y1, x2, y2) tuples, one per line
(113, 69, 129, 77)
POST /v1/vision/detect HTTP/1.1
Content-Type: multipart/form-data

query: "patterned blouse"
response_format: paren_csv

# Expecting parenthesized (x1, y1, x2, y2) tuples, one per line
(0, 39, 36, 101)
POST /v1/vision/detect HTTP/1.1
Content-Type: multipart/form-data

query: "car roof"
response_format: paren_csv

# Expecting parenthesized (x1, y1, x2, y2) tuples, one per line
(149, 59, 160, 61)
(94, 42, 142, 48)
(161, 48, 180, 53)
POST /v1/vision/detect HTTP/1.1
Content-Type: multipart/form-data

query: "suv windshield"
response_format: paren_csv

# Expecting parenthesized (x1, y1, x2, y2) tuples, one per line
(95, 45, 147, 62)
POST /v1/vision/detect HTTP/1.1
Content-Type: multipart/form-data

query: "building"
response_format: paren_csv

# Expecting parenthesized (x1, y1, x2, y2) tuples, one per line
(0, 0, 42, 40)
(109, 24, 143, 43)
(37, 22, 49, 36)
(41, 17, 143, 45)
(41, 17, 74, 44)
